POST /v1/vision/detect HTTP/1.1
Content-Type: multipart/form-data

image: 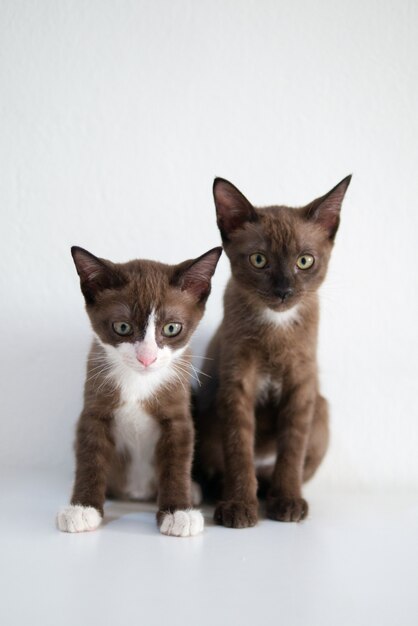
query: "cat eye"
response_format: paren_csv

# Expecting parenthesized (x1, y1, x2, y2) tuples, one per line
(162, 322, 182, 337)
(112, 321, 133, 336)
(249, 253, 268, 269)
(296, 254, 315, 270)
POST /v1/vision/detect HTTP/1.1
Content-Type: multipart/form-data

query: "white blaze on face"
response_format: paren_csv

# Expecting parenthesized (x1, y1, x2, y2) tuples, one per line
(94, 310, 188, 404)
(135, 311, 158, 368)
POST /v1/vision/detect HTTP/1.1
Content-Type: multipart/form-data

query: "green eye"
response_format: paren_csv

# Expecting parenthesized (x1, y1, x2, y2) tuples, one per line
(296, 254, 315, 270)
(112, 321, 133, 336)
(250, 253, 268, 269)
(162, 322, 182, 337)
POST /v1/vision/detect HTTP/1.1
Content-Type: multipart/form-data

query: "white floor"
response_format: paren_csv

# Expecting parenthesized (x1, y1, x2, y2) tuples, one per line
(0, 469, 417, 626)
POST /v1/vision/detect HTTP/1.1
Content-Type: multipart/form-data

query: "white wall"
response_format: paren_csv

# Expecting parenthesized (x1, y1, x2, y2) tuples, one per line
(1, 0, 417, 488)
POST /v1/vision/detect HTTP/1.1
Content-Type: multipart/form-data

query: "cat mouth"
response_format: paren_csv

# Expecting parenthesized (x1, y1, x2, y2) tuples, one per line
(136, 364, 163, 374)
(124, 359, 164, 374)
(268, 298, 297, 312)
(256, 289, 297, 312)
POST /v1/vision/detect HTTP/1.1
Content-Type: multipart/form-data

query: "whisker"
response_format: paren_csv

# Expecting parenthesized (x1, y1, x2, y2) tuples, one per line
(173, 363, 201, 386)
(189, 364, 202, 387)
(85, 365, 114, 386)
(174, 363, 198, 383)
(176, 359, 212, 380)
(171, 368, 187, 393)
(87, 362, 113, 375)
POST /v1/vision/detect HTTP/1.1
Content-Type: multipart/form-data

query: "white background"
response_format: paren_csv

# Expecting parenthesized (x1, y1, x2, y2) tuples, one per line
(1, 4, 418, 626)
(1, 0, 418, 489)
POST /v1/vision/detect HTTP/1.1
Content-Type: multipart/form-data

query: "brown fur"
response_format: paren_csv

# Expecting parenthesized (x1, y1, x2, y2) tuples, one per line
(194, 176, 351, 527)
(69, 246, 222, 525)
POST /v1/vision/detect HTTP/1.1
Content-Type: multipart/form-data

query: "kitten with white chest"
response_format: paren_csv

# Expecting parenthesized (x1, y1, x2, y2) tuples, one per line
(195, 176, 351, 528)
(57, 245, 221, 537)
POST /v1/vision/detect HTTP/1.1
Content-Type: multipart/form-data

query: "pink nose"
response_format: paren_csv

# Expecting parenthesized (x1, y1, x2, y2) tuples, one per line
(136, 354, 157, 368)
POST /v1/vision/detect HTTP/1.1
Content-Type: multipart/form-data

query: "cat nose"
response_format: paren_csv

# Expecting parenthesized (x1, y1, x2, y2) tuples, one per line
(275, 288, 293, 301)
(137, 354, 157, 367)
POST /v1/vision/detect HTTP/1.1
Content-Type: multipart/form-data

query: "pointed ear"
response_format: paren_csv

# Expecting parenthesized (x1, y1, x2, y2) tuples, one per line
(173, 247, 222, 302)
(71, 246, 125, 304)
(213, 178, 258, 240)
(305, 175, 352, 240)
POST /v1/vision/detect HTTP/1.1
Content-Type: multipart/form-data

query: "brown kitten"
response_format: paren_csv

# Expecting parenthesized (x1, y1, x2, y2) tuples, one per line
(57, 245, 222, 537)
(194, 176, 351, 527)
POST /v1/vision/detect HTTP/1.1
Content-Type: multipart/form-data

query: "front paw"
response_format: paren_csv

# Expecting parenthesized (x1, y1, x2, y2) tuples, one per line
(214, 500, 258, 528)
(56, 504, 102, 533)
(158, 509, 204, 537)
(266, 496, 308, 522)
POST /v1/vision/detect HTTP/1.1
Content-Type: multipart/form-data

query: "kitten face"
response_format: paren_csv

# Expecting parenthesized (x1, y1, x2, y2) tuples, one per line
(222, 209, 332, 312)
(213, 176, 351, 312)
(72, 248, 222, 376)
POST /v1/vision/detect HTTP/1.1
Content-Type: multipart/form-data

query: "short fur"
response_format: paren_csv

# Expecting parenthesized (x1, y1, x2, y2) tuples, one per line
(57, 245, 222, 536)
(194, 176, 351, 527)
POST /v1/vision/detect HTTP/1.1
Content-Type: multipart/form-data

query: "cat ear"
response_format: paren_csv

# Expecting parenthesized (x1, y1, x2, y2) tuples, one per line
(305, 175, 352, 239)
(213, 178, 258, 240)
(71, 246, 125, 304)
(173, 247, 223, 302)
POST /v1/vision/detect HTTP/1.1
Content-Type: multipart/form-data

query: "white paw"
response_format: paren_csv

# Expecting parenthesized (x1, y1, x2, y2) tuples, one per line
(56, 504, 102, 533)
(191, 481, 203, 506)
(159, 509, 204, 537)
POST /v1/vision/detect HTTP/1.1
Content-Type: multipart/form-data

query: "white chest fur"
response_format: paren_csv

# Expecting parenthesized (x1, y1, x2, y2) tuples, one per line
(256, 374, 283, 405)
(113, 399, 161, 501)
(253, 375, 281, 472)
(95, 327, 188, 501)
(262, 303, 300, 328)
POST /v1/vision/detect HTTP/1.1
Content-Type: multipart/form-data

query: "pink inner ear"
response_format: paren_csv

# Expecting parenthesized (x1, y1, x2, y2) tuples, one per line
(218, 209, 249, 234)
(314, 203, 340, 232)
(79, 259, 103, 282)
(215, 184, 235, 210)
(214, 179, 256, 235)
(181, 276, 210, 299)
(308, 177, 351, 237)
(179, 248, 221, 300)
(72, 248, 106, 283)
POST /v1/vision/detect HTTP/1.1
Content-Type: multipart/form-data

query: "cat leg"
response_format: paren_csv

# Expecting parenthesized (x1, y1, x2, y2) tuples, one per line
(214, 366, 259, 529)
(57, 414, 114, 533)
(156, 416, 204, 537)
(266, 380, 316, 522)
(303, 394, 329, 482)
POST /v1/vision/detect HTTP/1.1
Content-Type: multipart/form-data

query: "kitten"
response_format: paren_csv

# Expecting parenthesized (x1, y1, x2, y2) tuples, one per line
(57, 245, 222, 537)
(194, 176, 351, 527)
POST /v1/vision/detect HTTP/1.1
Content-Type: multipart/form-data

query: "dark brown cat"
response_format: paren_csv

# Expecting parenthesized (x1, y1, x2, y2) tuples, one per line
(195, 176, 351, 528)
(57, 245, 221, 536)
